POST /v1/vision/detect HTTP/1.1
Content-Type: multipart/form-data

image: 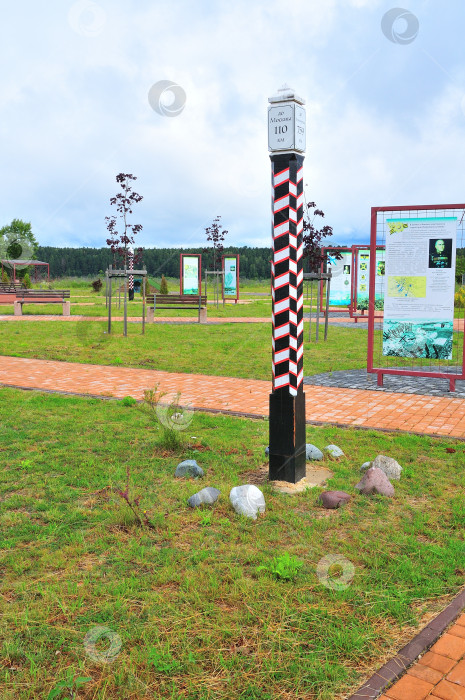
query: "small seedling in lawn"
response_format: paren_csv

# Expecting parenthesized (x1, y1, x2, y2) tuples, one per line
(140, 384, 189, 451)
(47, 669, 92, 699)
(257, 551, 304, 581)
(113, 463, 155, 529)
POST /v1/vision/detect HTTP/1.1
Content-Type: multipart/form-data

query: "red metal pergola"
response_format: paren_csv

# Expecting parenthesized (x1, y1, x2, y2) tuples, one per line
(1, 259, 50, 283)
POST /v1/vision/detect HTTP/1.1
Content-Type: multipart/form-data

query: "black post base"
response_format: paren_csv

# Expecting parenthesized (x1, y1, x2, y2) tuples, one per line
(128, 289, 134, 301)
(269, 389, 306, 483)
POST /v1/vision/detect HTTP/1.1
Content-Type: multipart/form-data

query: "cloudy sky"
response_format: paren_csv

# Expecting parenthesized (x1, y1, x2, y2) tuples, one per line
(2, 0, 465, 250)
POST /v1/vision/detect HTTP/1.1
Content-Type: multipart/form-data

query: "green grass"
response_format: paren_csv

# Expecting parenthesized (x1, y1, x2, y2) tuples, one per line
(0, 320, 371, 378)
(1, 386, 465, 699)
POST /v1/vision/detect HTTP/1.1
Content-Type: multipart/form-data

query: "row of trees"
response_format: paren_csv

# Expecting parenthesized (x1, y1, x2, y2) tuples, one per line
(36, 245, 276, 279)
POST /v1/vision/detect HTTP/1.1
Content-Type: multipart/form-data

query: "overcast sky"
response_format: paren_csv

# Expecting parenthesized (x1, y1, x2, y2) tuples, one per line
(2, 0, 465, 250)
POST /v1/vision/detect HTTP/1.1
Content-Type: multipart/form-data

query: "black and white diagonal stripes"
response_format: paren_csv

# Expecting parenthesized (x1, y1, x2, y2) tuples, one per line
(271, 154, 304, 396)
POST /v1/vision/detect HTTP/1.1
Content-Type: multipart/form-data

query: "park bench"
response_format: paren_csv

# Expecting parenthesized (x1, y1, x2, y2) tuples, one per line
(145, 293, 207, 323)
(0, 283, 23, 304)
(14, 290, 71, 316)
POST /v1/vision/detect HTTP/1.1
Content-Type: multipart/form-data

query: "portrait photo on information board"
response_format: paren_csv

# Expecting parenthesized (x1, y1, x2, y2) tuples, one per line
(429, 238, 452, 269)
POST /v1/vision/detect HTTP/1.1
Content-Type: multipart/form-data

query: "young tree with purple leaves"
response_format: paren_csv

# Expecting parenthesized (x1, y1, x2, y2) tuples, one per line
(105, 173, 143, 268)
(205, 215, 228, 272)
(302, 197, 339, 271)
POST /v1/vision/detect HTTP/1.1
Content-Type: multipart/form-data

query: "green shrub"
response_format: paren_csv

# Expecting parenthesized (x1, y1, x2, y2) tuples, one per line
(1, 269, 10, 285)
(22, 272, 31, 289)
(160, 275, 169, 294)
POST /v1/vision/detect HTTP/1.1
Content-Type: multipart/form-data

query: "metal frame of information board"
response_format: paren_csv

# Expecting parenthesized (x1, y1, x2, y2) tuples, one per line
(349, 244, 385, 322)
(367, 203, 465, 392)
(180, 254, 202, 295)
(319, 246, 352, 312)
(221, 254, 240, 303)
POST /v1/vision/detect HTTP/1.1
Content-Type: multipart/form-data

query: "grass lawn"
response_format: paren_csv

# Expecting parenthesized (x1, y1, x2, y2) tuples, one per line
(1, 387, 465, 699)
(0, 320, 371, 378)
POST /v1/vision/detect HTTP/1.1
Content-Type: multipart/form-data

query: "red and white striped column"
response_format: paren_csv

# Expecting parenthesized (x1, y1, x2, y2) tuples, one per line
(268, 85, 306, 484)
(128, 247, 134, 301)
(271, 159, 304, 395)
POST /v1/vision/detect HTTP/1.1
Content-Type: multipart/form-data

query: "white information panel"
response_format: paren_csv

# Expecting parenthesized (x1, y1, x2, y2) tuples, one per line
(357, 249, 385, 304)
(327, 251, 352, 306)
(182, 256, 200, 295)
(383, 217, 457, 359)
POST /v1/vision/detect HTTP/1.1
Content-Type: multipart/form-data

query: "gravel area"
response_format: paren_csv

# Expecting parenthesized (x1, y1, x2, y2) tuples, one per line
(304, 366, 465, 397)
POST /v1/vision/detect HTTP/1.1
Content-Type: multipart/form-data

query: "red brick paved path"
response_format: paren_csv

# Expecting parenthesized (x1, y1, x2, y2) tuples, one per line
(380, 614, 465, 699)
(1, 355, 465, 438)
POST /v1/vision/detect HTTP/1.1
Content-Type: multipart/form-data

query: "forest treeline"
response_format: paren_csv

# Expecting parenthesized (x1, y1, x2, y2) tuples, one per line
(36, 246, 275, 279)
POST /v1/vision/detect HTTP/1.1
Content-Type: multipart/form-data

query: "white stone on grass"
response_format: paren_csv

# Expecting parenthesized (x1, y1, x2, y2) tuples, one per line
(324, 445, 345, 458)
(229, 485, 265, 520)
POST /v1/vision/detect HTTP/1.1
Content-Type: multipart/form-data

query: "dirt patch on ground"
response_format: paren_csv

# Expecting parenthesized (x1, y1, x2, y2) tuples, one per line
(239, 464, 333, 493)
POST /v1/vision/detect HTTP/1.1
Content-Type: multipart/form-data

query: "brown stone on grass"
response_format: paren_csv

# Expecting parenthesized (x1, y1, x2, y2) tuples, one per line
(355, 466, 395, 497)
(318, 491, 351, 509)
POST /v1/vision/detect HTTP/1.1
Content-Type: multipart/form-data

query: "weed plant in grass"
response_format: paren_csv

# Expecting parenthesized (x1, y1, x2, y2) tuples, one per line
(1, 386, 465, 699)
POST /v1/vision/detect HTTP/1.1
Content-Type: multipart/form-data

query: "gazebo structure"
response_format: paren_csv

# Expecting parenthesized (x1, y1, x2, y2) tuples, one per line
(1, 259, 50, 283)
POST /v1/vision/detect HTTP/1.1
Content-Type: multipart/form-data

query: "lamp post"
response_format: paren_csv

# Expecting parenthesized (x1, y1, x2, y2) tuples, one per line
(268, 85, 306, 483)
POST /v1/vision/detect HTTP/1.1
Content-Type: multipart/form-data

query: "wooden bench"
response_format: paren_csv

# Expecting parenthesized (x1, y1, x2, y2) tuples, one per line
(0, 283, 23, 304)
(145, 294, 207, 323)
(14, 290, 71, 316)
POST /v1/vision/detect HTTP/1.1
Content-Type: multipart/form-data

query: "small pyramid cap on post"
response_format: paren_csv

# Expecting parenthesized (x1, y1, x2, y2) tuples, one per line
(269, 83, 305, 105)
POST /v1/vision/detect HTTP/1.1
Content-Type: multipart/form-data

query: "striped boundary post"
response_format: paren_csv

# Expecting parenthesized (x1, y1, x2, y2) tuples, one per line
(269, 150, 306, 483)
(128, 248, 134, 295)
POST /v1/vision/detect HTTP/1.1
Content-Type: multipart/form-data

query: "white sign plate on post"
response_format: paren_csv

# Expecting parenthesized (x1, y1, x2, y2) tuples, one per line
(268, 103, 306, 153)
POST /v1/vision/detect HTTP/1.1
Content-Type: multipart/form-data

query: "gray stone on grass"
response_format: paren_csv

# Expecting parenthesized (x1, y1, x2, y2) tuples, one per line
(355, 467, 394, 497)
(324, 444, 345, 458)
(175, 459, 204, 478)
(318, 491, 351, 509)
(229, 485, 265, 520)
(265, 446, 269, 456)
(188, 487, 220, 508)
(306, 444, 324, 461)
(360, 461, 371, 473)
(371, 455, 402, 481)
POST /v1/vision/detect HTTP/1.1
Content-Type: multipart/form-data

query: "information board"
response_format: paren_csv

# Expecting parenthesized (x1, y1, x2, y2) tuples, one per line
(180, 254, 201, 295)
(327, 251, 352, 306)
(223, 255, 239, 300)
(357, 248, 385, 305)
(383, 217, 456, 359)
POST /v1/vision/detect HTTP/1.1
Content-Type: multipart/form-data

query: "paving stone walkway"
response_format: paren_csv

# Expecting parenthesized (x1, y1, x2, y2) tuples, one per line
(379, 613, 465, 700)
(1, 355, 465, 438)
